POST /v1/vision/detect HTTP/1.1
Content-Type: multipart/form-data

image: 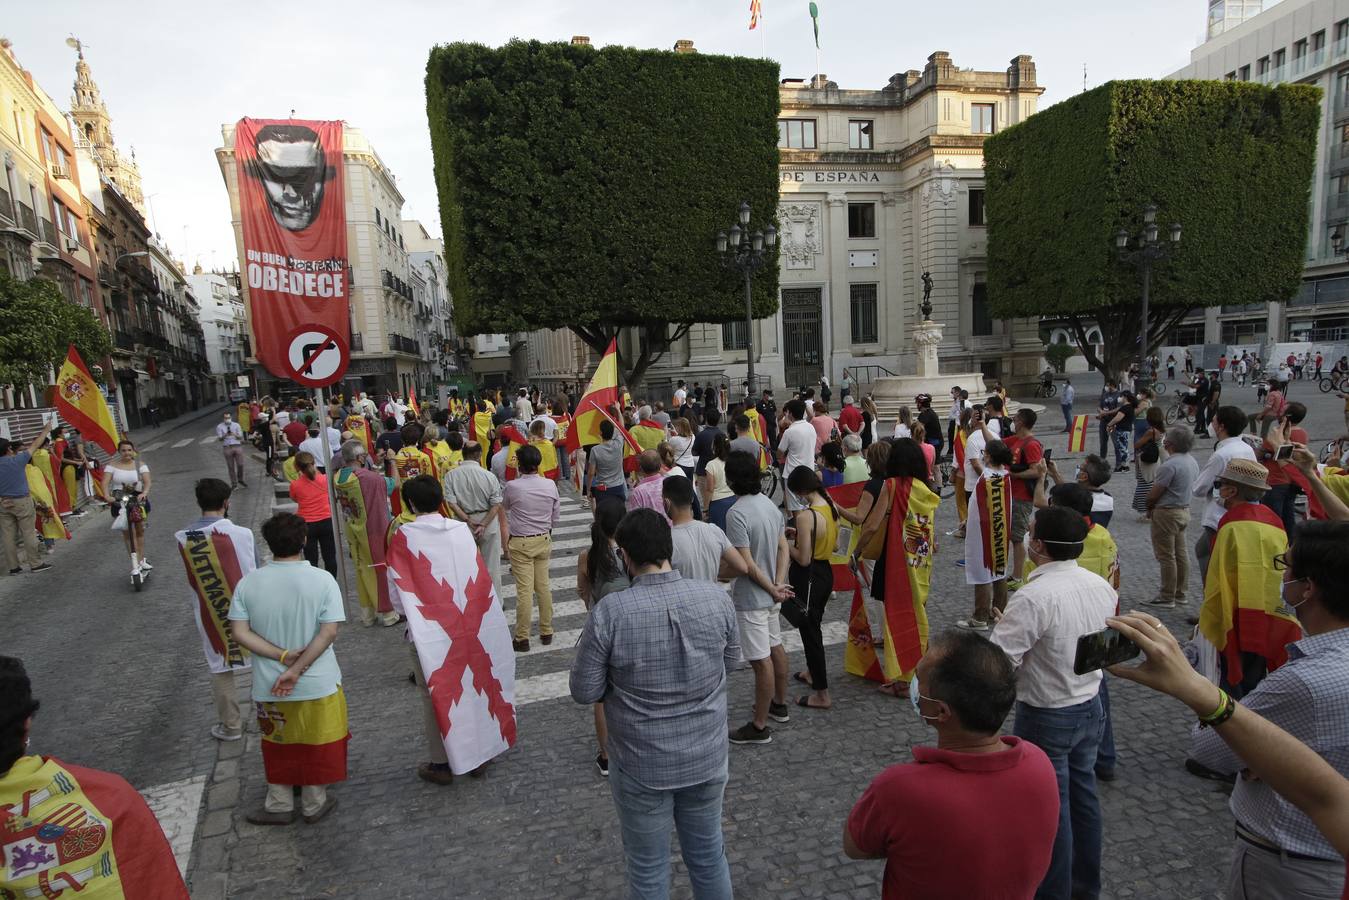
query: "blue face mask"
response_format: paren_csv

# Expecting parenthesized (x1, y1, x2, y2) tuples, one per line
(911, 675, 937, 721)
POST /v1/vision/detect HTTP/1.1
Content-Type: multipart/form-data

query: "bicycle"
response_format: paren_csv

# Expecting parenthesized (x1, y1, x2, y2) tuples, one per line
(1032, 381, 1057, 399)
(936, 456, 956, 498)
(1164, 388, 1196, 425)
(760, 465, 780, 500)
(1319, 373, 1347, 394)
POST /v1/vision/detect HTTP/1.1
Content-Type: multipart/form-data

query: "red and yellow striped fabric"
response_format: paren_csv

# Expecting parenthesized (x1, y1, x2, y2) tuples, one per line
(1200, 502, 1300, 687)
(256, 688, 350, 786)
(1068, 414, 1090, 453)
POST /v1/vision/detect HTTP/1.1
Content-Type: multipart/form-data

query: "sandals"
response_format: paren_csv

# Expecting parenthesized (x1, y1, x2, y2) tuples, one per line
(792, 671, 814, 688)
(796, 695, 831, 710)
(876, 681, 910, 698)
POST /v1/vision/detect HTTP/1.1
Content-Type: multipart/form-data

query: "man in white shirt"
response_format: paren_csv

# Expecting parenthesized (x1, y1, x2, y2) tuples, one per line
(962, 404, 1001, 486)
(531, 412, 557, 442)
(298, 421, 342, 472)
(216, 411, 248, 488)
(1191, 405, 1257, 582)
(673, 380, 688, 411)
(515, 389, 534, 423)
(991, 506, 1117, 900)
(357, 392, 378, 421)
(777, 399, 817, 512)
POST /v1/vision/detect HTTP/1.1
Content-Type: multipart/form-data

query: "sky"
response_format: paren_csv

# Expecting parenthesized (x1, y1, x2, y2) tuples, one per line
(6, 0, 1222, 272)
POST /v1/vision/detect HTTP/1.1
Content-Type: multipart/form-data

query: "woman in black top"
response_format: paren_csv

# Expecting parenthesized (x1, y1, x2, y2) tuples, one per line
(1106, 391, 1138, 472)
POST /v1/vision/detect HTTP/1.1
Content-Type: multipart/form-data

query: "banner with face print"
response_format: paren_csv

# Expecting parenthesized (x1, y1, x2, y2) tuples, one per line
(234, 118, 349, 387)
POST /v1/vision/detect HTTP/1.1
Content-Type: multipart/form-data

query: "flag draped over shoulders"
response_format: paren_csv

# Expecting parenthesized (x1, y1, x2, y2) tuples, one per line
(334, 467, 394, 614)
(26, 464, 69, 542)
(386, 516, 517, 774)
(1200, 502, 1300, 686)
(0, 755, 189, 898)
(175, 519, 256, 673)
(965, 472, 1011, 584)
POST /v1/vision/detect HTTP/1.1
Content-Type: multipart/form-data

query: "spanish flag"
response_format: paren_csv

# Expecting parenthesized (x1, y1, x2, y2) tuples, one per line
(408, 387, 421, 419)
(257, 688, 349, 786)
(346, 414, 372, 454)
(1200, 502, 1300, 687)
(743, 407, 772, 469)
(0, 755, 189, 898)
(52, 345, 120, 455)
(839, 477, 940, 683)
(564, 338, 622, 452)
(1068, 414, 1090, 453)
(500, 425, 559, 481)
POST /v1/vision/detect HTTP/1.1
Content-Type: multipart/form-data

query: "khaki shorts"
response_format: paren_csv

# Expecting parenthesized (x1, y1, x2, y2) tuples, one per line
(736, 608, 783, 662)
(1010, 499, 1035, 543)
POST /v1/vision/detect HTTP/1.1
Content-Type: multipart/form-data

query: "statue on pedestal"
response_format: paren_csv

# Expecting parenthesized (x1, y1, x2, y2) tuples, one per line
(920, 271, 934, 321)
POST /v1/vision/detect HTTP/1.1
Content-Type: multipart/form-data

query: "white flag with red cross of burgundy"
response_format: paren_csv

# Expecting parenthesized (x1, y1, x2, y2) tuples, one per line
(386, 516, 517, 774)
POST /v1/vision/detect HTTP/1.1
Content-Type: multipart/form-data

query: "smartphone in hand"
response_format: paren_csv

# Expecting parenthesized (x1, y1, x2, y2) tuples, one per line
(1073, 626, 1141, 675)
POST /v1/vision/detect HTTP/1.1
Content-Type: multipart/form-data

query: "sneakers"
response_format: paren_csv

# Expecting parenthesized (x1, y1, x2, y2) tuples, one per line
(360, 609, 377, 627)
(768, 701, 790, 724)
(729, 722, 773, 745)
(378, 612, 402, 627)
(596, 753, 609, 777)
(955, 558, 966, 568)
(29, 563, 52, 574)
(955, 618, 991, 631)
(210, 724, 242, 742)
(9, 568, 21, 576)
(1145, 595, 1176, 610)
(139, 559, 153, 571)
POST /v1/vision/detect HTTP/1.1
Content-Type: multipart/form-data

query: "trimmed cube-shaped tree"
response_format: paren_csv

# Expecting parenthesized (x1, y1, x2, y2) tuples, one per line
(425, 40, 781, 386)
(984, 79, 1320, 378)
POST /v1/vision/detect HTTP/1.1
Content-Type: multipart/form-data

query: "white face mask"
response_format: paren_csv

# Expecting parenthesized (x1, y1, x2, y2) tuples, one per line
(1282, 578, 1310, 614)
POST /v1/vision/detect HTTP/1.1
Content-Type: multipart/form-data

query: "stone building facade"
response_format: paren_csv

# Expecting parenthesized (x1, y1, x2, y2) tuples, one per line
(524, 50, 1046, 400)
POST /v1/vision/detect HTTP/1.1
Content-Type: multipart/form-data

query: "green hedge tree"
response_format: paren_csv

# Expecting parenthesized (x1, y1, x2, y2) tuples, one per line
(0, 274, 112, 388)
(425, 40, 781, 388)
(984, 80, 1320, 379)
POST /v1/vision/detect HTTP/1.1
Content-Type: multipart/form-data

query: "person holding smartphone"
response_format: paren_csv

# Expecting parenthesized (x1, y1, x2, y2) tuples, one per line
(989, 506, 1117, 900)
(1112, 521, 1349, 900)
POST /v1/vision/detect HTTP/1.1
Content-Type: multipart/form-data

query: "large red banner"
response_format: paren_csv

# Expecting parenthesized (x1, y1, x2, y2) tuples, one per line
(234, 117, 349, 387)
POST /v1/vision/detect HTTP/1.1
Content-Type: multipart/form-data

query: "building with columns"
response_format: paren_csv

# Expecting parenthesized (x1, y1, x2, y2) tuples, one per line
(524, 50, 1046, 400)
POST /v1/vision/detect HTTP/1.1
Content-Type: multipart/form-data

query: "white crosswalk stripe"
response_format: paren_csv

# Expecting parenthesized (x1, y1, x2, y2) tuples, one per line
(201, 435, 217, 444)
(140, 441, 166, 452)
(172, 438, 195, 448)
(511, 622, 850, 707)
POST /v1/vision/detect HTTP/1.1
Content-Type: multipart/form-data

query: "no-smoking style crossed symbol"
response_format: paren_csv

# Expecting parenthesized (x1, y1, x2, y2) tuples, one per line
(390, 540, 517, 745)
(299, 338, 337, 376)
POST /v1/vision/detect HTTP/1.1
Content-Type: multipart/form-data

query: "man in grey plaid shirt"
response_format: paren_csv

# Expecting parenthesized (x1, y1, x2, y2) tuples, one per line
(1186, 520, 1349, 898)
(570, 508, 739, 899)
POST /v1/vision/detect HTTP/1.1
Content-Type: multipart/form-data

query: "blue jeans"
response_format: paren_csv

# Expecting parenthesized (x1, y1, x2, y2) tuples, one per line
(1061, 403, 1073, 431)
(1095, 679, 1116, 775)
(609, 763, 733, 900)
(1013, 695, 1105, 900)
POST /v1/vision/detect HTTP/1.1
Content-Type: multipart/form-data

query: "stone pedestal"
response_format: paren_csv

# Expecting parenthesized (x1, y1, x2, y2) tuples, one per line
(871, 319, 1042, 419)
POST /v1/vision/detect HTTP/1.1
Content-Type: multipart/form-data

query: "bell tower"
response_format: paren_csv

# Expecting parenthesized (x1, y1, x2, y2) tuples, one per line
(68, 40, 146, 216)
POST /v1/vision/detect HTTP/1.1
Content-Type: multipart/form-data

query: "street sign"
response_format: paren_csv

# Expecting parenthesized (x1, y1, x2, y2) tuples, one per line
(284, 324, 349, 388)
(236, 374, 251, 387)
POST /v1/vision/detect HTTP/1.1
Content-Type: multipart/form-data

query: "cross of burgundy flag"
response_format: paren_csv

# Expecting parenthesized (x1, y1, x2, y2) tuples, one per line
(386, 516, 517, 774)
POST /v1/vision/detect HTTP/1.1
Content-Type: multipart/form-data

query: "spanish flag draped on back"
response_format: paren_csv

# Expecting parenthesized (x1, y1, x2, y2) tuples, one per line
(564, 338, 622, 453)
(742, 407, 771, 469)
(1200, 502, 1300, 687)
(0, 755, 189, 897)
(52, 345, 120, 454)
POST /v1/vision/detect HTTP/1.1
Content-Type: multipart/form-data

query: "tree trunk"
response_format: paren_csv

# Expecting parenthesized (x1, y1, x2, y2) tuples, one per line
(568, 323, 692, 399)
(1068, 304, 1194, 386)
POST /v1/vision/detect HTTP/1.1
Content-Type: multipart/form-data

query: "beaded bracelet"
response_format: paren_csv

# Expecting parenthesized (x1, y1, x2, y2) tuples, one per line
(1199, 689, 1236, 729)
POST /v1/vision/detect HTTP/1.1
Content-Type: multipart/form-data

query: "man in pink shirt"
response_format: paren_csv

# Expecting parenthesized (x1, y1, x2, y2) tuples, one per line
(626, 450, 670, 523)
(810, 401, 837, 454)
(502, 444, 560, 652)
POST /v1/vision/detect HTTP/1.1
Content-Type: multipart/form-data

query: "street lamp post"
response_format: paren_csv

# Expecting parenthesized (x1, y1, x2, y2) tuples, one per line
(716, 201, 777, 396)
(1115, 203, 1181, 391)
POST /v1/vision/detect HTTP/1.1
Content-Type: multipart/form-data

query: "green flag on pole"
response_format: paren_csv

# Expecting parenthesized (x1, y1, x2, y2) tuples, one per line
(809, 1, 820, 48)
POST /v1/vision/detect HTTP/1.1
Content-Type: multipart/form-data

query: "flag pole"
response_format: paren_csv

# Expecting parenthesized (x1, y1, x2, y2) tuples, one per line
(315, 386, 356, 609)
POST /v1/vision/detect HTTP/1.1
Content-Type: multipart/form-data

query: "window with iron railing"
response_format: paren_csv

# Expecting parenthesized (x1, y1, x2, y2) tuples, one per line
(721, 320, 749, 351)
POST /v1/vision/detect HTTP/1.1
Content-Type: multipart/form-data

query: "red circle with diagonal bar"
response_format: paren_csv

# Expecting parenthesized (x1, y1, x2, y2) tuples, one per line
(283, 324, 349, 387)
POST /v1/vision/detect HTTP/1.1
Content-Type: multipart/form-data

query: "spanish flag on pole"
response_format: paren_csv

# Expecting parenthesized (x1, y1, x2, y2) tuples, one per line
(407, 387, 421, 419)
(53, 345, 120, 454)
(1068, 414, 1090, 453)
(564, 338, 623, 452)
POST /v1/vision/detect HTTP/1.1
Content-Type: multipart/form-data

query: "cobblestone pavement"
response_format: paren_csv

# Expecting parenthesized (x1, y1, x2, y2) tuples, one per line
(5, 376, 1344, 898)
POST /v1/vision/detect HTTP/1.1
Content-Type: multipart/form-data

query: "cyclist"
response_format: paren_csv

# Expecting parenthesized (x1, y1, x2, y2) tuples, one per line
(101, 438, 153, 578)
(1039, 367, 1054, 396)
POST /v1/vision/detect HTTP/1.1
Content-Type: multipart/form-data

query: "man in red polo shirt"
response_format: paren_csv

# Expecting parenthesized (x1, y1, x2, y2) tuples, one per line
(1003, 408, 1044, 588)
(844, 629, 1058, 899)
(837, 395, 863, 437)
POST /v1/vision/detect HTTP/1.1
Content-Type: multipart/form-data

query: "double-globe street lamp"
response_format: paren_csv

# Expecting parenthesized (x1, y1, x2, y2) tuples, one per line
(1115, 203, 1181, 390)
(716, 201, 776, 395)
